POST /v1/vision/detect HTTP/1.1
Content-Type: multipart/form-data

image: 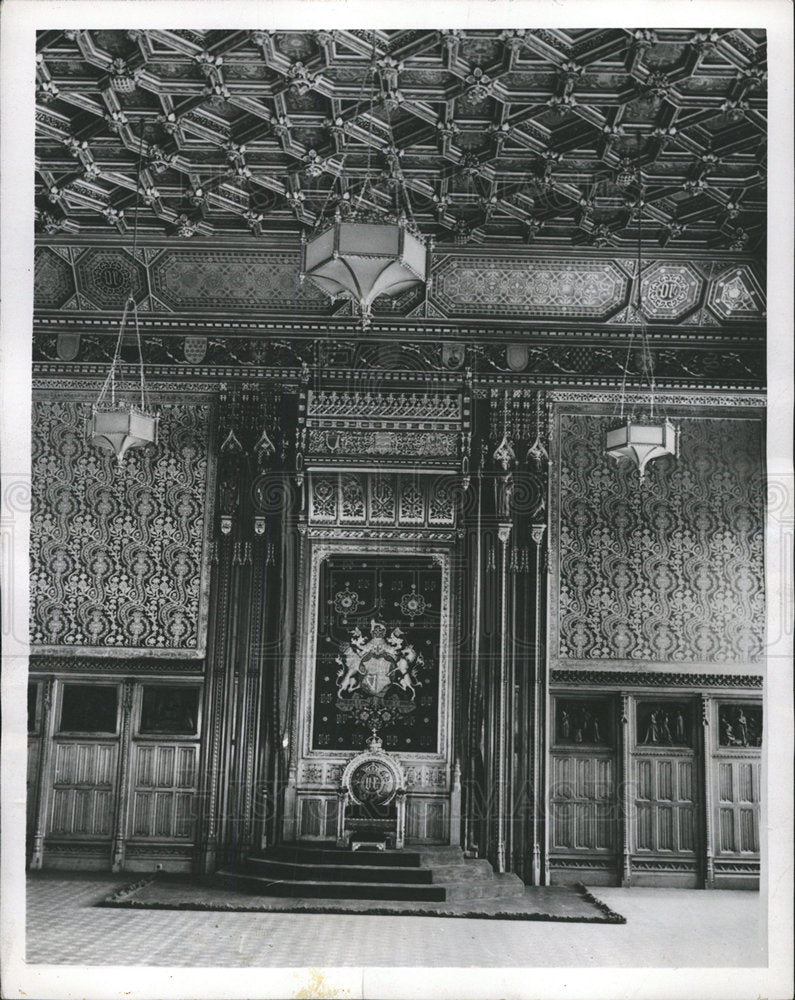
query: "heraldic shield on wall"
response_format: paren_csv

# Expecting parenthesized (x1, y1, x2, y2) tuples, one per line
(312, 556, 441, 752)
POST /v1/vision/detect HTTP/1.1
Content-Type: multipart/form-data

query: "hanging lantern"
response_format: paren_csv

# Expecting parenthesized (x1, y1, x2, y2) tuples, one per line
(91, 405, 158, 464)
(301, 214, 428, 328)
(605, 417, 678, 482)
(605, 137, 677, 483)
(89, 295, 159, 464)
(297, 36, 431, 329)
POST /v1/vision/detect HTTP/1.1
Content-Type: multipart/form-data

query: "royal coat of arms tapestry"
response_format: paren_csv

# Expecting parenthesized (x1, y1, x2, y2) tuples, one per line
(312, 556, 441, 752)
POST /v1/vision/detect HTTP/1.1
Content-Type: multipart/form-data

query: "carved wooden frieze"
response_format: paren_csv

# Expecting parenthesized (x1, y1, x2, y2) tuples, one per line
(34, 244, 765, 329)
(550, 670, 763, 688)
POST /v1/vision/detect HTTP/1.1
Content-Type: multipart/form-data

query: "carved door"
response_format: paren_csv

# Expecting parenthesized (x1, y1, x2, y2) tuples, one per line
(548, 696, 618, 883)
(631, 699, 700, 886)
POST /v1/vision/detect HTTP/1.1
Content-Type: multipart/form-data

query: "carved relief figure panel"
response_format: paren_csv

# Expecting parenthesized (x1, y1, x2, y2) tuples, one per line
(554, 697, 615, 747)
(636, 702, 693, 748)
(139, 686, 200, 737)
(717, 703, 762, 748)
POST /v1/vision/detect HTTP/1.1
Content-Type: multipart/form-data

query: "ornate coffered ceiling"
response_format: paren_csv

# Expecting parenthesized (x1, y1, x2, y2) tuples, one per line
(35, 28, 767, 254)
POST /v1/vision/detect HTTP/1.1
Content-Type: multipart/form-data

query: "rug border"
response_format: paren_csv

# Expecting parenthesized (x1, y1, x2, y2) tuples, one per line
(97, 876, 626, 924)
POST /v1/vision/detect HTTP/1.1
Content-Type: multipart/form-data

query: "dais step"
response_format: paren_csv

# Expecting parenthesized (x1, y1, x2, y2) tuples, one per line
(217, 843, 524, 903)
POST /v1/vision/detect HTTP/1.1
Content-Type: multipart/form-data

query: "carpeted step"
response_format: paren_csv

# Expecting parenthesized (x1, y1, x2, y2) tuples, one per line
(437, 872, 526, 901)
(244, 857, 434, 885)
(219, 843, 525, 903)
(415, 846, 471, 865)
(263, 845, 423, 868)
(216, 870, 447, 902)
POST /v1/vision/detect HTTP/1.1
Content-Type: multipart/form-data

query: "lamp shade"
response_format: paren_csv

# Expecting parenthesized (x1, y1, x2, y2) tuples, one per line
(605, 417, 678, 482)
(302, 218, 428, 326)
(91, 405, 159, 464)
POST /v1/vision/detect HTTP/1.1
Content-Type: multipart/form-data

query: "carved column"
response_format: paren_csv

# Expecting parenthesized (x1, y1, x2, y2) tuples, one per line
(496, 518, 512, 873)
(226, 539, 254, 862)
(490, 389, 517, 875)
(29, 677, 54, 870)
(249, 517, 280, 854)
(530, 523, 546, 885)
(198, 387, 246, 871)
(281, 522, 307, 843)
(199, 384, 289, 870)
(198, 538, 228, 873)
(280, 378, 308, 844)
(463, 446, 485, 857)
(111, 680, 134, 872)
(449, 759, 462, 846)
(620, 692, 633, 887)
(700, 694, 716, 888)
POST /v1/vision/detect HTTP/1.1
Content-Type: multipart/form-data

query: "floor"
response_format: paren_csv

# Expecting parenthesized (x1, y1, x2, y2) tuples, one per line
(25, 872, 766, 969)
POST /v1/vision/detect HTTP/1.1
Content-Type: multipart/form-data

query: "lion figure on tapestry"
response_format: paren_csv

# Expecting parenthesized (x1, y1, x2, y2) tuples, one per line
(335, 620, 424, 702)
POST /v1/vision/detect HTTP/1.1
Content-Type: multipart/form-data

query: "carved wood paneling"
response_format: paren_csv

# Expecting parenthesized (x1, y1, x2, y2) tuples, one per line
(130, 744, 199, 839)
(298, 795, 338, 840)
(50, 742, 118, 837)
(550, 754, 616, 852)
(406, 797, 448, 844)
(27, 738, 42, 838)
(633, 756, 698, 854)
(716, 759, 761, 854)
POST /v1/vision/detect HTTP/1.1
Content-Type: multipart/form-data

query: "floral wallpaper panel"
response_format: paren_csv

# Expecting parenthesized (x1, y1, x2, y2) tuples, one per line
(30, 398, 214, 655)
(556, 413, 764, 664)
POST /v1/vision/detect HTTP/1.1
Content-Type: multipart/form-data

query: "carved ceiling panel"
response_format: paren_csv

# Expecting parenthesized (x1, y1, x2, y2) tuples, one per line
(35, 28, 766, 254)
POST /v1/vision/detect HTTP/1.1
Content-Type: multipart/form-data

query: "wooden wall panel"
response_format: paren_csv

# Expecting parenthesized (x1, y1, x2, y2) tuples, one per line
(405, 797, 448, 844)
(50, 742, 117, 837)
(129, 744, 199, 840)
(550, 755, 615, 852)
(633, 755, 697, 855)
(716, 758, 760, 856)
(297, 795, 337, 840)
(27, 738, 41, 838)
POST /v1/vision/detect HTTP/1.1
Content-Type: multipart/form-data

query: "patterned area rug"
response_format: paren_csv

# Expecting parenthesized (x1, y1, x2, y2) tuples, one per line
(99, 876, 625, 923)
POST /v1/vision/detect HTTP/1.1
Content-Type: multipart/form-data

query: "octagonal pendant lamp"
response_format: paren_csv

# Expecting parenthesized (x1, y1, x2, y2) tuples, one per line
(606, 138, 677, 482)
(91, 401, 159, 464)
(298, 33, 430, 329)
(89, 125, 158, 465)
(605, 417, 678, 483)
(302, 214, 428, 329)
(90, 295, 159, 465)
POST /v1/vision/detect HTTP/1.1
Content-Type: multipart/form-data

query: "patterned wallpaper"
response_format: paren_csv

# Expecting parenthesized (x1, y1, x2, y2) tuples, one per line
(556, 413, 765, 664)
(30, 398, 214, 656)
